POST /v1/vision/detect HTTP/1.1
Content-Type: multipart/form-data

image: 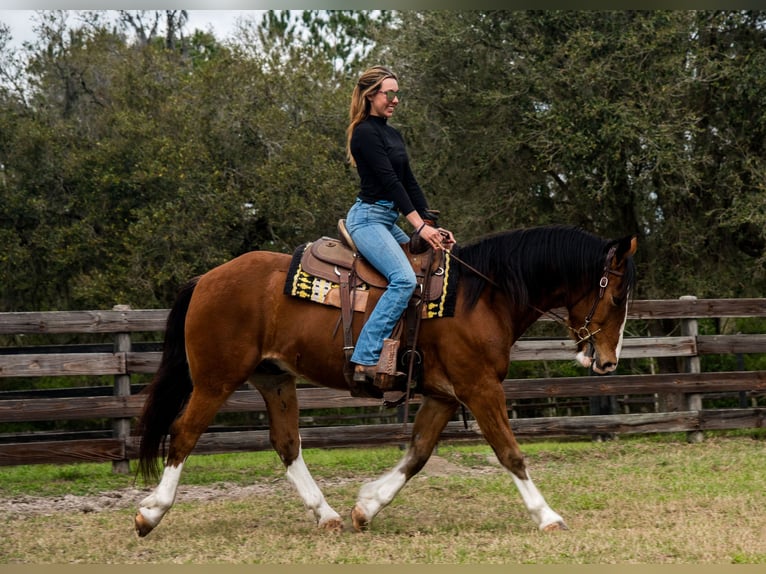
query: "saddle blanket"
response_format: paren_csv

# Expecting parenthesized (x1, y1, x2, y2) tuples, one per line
(284, 242, 458, 319)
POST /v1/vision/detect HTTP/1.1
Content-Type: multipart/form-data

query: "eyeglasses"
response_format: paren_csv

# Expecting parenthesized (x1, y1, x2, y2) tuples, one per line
(377, 90, 402, 102)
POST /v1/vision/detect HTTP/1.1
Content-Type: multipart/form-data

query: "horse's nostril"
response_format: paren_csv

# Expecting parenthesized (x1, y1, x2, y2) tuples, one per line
(600, 362, 616, 371)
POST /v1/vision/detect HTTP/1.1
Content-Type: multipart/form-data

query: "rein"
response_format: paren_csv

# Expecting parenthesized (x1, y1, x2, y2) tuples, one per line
(444, 248, 500, 288)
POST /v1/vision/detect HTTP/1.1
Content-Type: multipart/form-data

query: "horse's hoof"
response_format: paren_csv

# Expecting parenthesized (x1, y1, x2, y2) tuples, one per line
(134, 512, 155, 538)
(351, 505, 369, 532)
(542, 520, 569, 532)
(320, 517, 344, 532)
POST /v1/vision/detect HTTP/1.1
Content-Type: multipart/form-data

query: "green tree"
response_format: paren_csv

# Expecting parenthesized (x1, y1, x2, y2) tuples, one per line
(0, 10, 387, 310)
(680, 11, 766, 293)
(2, 9, 765, 314)
(385, 11, 766, 300)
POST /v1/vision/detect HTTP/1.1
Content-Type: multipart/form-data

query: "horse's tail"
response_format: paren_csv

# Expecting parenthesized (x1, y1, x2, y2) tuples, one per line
(136, 277, 199, 483)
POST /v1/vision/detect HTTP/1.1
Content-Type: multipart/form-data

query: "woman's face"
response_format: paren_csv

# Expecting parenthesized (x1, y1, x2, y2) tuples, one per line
(368, 77, 400, 119)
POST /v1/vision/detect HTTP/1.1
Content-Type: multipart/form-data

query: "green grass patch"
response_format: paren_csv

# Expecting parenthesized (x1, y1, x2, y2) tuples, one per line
(1, 432, 762, 499)
(2, 435, 766, 563)
(0, 460, 136, 497)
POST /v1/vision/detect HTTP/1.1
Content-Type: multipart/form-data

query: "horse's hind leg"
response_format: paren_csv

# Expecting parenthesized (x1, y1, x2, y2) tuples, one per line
(351, 395, 458, 531)
(253, 374, 343, 531)
(135, 384, 234, 537)
(458, 379, 567, 532)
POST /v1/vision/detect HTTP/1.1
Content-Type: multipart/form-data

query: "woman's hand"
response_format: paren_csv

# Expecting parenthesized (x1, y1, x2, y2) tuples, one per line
(419, 224, 454, 251)
(437, 228, 456, 248)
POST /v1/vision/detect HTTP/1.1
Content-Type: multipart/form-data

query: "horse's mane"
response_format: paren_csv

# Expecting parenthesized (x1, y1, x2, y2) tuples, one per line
(453, 225, 636, 311)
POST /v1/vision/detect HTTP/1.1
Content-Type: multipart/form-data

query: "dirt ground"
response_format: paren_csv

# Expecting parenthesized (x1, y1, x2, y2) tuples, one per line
(1, 455, 492, 517)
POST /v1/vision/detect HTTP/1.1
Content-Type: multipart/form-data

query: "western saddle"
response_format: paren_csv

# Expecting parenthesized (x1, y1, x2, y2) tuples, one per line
(297, 218, 444, 401)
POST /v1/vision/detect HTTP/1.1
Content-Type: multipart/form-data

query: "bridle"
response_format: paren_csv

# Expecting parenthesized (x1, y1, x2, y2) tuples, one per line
(538, 245, 622, 349)
(448, 243, 623, 349)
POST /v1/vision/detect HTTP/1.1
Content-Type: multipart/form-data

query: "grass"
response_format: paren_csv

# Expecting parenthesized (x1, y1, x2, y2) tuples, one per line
(1, 432, 765, 563)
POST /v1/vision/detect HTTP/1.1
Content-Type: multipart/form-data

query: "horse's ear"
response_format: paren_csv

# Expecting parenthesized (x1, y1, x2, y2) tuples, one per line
(614, 234, 637, 262)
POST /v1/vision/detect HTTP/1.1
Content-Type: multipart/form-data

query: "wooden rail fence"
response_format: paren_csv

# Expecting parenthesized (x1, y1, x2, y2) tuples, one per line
(1, 298, 764, 471)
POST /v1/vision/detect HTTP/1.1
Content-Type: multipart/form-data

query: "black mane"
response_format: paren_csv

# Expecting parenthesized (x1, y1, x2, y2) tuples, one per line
(453, 225, 636, 311)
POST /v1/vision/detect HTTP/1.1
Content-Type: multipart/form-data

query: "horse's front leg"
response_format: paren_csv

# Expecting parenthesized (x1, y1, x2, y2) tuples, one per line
(254, 375, 343, 531)
(458, 380, 567, 532)
(351, 395, 458, 531)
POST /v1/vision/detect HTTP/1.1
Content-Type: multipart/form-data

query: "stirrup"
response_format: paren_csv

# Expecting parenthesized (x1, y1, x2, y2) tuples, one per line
(373, 371, 407, 392)
(345, 363, 383, 399)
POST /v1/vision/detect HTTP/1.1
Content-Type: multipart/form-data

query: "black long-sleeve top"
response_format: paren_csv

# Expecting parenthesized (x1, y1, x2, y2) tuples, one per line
(350, 115, 429, 217)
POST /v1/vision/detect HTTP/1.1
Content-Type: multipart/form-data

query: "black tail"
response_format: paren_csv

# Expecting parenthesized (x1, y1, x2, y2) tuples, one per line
(136, 277, 199, 483)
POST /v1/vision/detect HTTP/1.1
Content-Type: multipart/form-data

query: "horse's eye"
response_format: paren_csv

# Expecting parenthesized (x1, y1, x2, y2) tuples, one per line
(611, 295, 624, 307)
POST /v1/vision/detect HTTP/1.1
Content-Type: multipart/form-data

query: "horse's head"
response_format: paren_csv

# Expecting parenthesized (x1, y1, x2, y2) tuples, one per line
(567, 234, 637, 375)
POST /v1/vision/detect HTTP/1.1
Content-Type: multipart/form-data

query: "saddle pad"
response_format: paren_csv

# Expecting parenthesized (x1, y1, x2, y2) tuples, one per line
(284, 243, 458, 319)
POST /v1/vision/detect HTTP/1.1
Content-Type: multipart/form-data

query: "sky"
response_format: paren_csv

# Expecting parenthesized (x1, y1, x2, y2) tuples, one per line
(0, 10, 267, 49)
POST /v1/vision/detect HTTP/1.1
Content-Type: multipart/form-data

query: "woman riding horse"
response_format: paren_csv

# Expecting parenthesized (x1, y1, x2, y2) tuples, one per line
(135, 225, 636, 536)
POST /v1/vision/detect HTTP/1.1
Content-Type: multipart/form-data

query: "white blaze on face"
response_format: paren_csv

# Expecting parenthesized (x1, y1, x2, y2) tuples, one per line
(614, 291, 630, 361)
(574, 289, 630, 372)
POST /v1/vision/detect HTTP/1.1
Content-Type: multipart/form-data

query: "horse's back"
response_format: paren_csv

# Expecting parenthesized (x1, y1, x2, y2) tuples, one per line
(191, 249, 290, 307)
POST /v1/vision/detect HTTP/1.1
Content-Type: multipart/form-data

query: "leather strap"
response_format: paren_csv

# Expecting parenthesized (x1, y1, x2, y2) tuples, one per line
(338, 266, 356, 384)
(386, 249, 434, 414)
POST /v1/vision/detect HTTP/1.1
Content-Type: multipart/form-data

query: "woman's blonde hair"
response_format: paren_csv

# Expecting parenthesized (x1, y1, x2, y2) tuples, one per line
(346, 65, 398, 167)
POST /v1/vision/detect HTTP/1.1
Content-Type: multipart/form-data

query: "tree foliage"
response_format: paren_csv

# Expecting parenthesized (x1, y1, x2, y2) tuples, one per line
(0, 10, 764, 313)
(387, 11, 766, 299)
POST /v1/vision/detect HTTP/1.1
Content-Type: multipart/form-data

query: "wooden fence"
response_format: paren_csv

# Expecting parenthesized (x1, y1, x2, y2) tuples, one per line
(0, 297, 764, 472)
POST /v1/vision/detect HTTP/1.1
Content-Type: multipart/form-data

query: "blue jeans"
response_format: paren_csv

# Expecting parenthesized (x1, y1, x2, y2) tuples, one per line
(345, 198, 416, 366)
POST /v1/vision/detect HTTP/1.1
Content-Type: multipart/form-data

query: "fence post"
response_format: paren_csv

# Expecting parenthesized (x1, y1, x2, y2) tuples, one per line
(589, 394, 617, 442)
(112, 304, 132, 474)
(680, 295, 704, 444)
(589, 358, 617, 441)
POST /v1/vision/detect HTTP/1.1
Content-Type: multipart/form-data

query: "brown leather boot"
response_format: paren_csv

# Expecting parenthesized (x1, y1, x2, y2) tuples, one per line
(352, 363, 377, 383)
(345, 364, 383, 399)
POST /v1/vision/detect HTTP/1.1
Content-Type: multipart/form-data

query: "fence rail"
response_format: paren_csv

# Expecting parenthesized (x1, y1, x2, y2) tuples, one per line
(1, 298, 765, 469)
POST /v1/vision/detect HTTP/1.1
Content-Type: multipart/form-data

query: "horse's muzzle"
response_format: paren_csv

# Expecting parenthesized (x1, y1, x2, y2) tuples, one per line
(575, 350, 617, 374)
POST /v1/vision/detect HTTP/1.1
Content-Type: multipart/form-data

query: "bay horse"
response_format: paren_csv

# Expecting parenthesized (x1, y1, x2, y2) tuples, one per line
(134, 224, 637, 536)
